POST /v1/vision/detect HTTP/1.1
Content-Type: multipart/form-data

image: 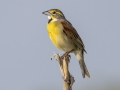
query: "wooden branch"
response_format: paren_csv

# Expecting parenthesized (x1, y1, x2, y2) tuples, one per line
(51, 54, 75, 90)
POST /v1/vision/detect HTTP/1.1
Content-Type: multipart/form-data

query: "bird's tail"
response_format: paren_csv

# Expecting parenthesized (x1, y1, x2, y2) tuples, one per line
(74, 50, 90, 78)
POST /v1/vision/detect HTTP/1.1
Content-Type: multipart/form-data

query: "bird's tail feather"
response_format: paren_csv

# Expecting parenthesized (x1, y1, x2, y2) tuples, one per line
(74, 51, 90, 78)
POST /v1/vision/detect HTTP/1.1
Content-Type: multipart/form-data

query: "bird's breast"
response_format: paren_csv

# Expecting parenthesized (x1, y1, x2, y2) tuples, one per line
(47, 21, 75, 52)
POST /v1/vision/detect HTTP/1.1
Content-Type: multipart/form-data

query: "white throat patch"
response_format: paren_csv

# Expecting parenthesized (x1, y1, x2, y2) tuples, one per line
(47, 16, 58, 22)
(48, 16, 51, 19)
(52, 18, 58, 22)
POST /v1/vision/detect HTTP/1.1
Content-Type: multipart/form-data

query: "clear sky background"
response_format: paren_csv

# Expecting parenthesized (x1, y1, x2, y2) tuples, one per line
(0, 0, 120, 90)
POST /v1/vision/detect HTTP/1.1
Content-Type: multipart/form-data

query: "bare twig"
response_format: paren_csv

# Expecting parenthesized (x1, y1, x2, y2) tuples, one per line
(51, 53, 75, 90)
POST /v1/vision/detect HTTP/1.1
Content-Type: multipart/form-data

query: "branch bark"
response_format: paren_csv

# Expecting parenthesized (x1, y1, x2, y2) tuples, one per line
(51, 54, 75, 90)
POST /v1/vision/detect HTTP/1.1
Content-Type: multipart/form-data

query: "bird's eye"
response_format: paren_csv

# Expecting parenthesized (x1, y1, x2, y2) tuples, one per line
(52, 12, 56, 14)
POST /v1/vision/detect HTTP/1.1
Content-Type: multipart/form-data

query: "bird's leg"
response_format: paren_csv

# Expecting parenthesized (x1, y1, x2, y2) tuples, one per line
(61, 49, 74, 59)
(61, 52, 69, 59)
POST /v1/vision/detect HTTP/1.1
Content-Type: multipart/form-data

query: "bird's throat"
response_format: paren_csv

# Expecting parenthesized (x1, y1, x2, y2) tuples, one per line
(48, 18, 52, 23)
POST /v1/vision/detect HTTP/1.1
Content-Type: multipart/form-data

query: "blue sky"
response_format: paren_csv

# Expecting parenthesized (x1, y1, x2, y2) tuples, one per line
(0, 0, 120, 90)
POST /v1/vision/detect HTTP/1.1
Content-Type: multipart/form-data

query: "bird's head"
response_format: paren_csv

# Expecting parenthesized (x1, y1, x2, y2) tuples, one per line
(42, 9, 65, 22)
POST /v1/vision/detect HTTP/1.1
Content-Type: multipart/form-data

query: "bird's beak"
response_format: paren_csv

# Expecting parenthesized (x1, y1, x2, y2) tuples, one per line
(42, 11, 51, 16)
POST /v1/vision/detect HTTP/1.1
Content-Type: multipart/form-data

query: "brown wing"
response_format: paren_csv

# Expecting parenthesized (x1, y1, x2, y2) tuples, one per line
(61, 20, 86, 52)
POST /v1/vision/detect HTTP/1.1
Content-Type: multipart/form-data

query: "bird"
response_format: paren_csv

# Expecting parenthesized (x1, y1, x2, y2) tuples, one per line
(42, 9, 90, 78)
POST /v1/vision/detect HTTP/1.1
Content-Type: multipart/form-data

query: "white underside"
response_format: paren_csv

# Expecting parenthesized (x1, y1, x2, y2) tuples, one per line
(55, 32, 76, 52)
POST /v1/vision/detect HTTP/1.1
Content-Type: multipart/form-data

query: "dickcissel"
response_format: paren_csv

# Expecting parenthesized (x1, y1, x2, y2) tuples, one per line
(42, 9, 90, 78)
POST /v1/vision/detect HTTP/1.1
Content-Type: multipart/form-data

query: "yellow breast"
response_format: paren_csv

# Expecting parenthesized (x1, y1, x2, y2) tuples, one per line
(47, 21, 64, 47)
(46, 21, 75, 52)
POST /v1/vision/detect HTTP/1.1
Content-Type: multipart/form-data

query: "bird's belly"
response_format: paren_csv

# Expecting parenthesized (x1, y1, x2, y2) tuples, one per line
(49, 32, 76, 52)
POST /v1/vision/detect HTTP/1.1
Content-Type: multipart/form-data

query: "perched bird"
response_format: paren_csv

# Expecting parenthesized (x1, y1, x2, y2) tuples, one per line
(42, 9, 90, 78)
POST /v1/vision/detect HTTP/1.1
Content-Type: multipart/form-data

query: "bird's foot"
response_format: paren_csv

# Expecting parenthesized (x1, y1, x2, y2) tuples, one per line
(61, 50, 73, 60)
(61, 52, 68, 59)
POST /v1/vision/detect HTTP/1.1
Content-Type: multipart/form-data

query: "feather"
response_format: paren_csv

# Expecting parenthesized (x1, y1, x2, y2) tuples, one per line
(60, 20, 86, 52)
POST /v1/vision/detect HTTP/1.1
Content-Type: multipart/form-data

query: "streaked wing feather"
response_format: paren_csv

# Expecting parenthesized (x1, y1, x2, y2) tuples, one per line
(61, 20, 86, 52)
